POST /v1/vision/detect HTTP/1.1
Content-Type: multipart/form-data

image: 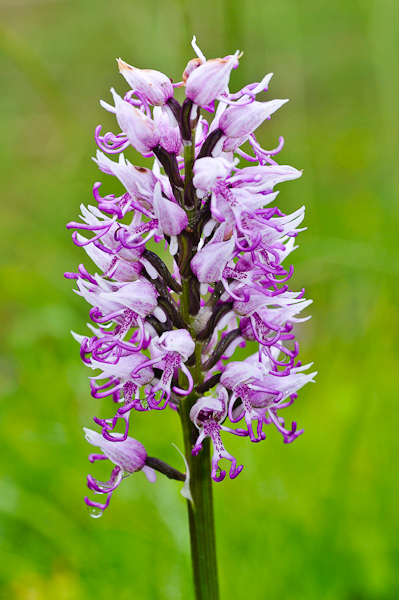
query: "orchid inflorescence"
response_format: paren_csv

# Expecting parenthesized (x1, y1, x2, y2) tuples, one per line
(65, 37, 316, 516)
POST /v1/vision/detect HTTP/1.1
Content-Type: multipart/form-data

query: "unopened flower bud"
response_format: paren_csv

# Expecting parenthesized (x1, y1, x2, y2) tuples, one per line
(182, 57, 203, 83)
(152, 183, 188, 236)
(153, 107, 183, 155)
(186, 51, 240, 106)
(100, 279, 158, 317)
(110, 88, 160, 153)
(230, 164, 302, 191)
(191, 236, 235, 283)
(219, 99, 288, 139)
(117, 59, 173, 106)
(93, 150, 157, 204)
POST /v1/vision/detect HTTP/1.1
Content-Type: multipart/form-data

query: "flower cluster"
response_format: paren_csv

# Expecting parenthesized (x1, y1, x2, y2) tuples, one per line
(66, 37, 316, 515)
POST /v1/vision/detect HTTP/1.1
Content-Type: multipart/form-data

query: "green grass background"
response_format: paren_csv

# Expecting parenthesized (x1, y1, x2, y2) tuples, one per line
(0, 0, 398, 598)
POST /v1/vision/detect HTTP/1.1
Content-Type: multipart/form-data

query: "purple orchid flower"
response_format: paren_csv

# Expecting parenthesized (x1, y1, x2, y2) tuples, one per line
(190, 387, 246, 482)
(131, 329, 195, 409)
(84, 428, 156, 516)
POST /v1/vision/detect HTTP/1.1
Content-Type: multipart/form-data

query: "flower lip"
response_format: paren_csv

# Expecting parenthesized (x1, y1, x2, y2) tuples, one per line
(190, 392, 227, 427)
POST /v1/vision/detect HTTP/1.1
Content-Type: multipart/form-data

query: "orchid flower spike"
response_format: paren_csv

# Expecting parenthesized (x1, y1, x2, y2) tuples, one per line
(66, 37, 315, 521)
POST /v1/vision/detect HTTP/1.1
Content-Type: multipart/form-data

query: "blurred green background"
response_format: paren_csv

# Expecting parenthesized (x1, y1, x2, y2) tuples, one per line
(0, 0, 398, 598)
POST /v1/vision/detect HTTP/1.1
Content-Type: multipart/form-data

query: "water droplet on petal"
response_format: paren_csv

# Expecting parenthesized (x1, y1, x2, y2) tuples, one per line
(87, 505, 103, 519)
(97, 483, 112, 491)
(122, 471, 132, 479)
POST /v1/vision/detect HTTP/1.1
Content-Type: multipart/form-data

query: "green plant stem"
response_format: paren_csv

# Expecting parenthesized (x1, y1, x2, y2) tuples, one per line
(181, 406, 219, 600)
(179, 339, 220, 600)
(179, 141, 220, 599)
(184, 139, 195, 184)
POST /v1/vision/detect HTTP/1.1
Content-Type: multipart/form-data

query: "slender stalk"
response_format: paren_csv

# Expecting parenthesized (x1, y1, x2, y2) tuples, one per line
(179, 338, 220, 599)
(179, 139, 220, 599)
(184, 138, 195, 184)
(180, 404, 220, 600)
(180, 278, 191, 327)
